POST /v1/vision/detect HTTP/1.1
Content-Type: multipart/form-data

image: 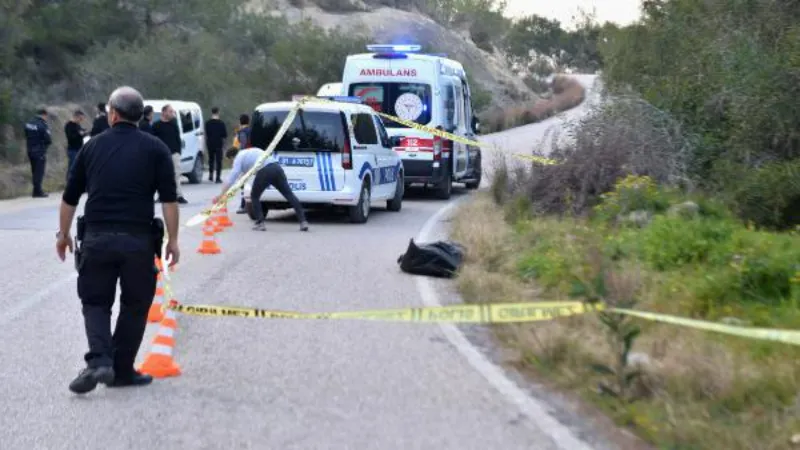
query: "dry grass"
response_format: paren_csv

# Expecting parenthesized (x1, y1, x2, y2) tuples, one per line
(479, 75, 586, 133)
(451, 195, 800, 450)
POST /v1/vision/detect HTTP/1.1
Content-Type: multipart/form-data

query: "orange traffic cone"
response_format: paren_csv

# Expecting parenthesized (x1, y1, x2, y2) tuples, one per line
(197, 219, 222, 254)
(216, 205, 234, 228)
(147, 272, 166, 323)
(137, 306, 181, 378)
(210, 214, 224, 233)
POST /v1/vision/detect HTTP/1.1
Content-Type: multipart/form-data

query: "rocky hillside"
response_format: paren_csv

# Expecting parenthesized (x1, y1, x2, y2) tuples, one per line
(248, 0, 535, 107)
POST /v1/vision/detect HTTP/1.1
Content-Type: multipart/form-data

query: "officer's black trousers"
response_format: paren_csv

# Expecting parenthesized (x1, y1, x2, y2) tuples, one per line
(77, 232, 157, 377)
(250, 162, 307, 223)
(27, 151, 46, 195)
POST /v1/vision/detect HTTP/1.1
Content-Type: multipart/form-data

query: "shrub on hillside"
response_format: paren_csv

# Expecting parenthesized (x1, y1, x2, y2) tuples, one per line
(492, 94, 694, 215)
(725, 159, 800, 230)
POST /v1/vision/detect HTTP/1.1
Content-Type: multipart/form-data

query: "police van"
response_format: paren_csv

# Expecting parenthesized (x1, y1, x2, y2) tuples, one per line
(341, 44, 483, 199)
(242, 96, 404, 224)
(144, 100, 206, 184)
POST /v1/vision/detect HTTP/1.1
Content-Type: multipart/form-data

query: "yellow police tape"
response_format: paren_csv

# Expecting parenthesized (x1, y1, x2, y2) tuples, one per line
(302, 96, 559, 166)
(164, 300, 800, 346)
(168, 300, 599, 323)
(186, 96, 558, 227)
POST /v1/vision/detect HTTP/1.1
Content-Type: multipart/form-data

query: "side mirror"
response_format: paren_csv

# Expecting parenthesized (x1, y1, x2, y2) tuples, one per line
(389, 136, 403, 148)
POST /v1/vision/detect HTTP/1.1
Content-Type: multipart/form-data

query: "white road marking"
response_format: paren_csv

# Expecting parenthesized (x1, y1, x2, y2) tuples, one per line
(415, 199, 594, 450)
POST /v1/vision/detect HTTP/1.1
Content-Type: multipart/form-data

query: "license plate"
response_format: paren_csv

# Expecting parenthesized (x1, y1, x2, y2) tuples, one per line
(267, 180, 307, 191)
(279, 156, 314, 167)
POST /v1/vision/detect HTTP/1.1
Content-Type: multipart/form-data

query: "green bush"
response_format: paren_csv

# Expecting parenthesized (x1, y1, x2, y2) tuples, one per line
(729, 160, 800, 230)
(594, 175, 672, 224)
(640, 216, 735, 271)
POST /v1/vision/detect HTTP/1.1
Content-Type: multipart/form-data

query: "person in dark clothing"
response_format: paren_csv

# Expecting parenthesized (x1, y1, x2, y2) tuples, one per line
(57, 86, 181, 395)
(64, 110, 87, 182)
(23, 108, 52, 198)
(89, 102, 110, 137)
(138, 105, 154, 134)
(204, 106, 228, 183)
(151, 104, 188, 204)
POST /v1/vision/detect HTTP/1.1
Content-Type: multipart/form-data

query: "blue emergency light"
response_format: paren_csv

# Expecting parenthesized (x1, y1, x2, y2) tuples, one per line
(322, 96, 365, 104)
(367, 44, 422, 53)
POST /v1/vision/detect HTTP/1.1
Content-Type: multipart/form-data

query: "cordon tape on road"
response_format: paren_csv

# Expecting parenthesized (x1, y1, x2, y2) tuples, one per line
(186, 96, 558, 228)
(163, 299, 800, 346)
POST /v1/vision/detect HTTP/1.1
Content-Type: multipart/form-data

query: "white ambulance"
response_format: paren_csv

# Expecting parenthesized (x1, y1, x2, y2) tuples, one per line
(341, 44, 483, 199)
(242, 96, 404, 224)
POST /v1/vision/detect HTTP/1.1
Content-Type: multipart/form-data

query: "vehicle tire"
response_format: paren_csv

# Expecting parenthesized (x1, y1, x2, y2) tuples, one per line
(186, 153, 203, 184)
(465, 151, 482, 190)
(434, 168, 452, 200)
(348, 181, 371, 223)
(386, 172, 404, 212)
(245, 201, 269, 221)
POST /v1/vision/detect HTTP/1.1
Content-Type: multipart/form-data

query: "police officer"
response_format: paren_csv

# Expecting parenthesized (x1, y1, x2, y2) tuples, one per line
(57, 86, 181, 395)
(139, 105, 154, 134)
(23, 108, 52, 198)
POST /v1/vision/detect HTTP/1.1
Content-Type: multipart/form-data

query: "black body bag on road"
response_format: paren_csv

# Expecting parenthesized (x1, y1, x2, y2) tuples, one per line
(397, 239, 465, 278)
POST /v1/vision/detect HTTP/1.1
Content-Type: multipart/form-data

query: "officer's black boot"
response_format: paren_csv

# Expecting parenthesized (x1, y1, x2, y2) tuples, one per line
(69, 366, 115, 394)
(107, 370, 153, 388)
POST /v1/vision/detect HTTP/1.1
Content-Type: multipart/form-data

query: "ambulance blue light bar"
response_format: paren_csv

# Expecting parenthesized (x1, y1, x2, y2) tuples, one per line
(367, 44, 422, 53)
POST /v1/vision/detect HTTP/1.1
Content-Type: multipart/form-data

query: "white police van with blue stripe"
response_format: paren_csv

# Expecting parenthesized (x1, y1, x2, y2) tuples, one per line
(243, 96, 404, 223)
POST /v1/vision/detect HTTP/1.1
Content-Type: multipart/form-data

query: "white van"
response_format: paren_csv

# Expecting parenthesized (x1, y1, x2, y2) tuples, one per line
(144, 100, 206, 184)
(341, 44, 482, 199)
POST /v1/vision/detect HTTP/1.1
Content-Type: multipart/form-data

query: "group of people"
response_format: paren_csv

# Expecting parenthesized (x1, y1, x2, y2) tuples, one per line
(51, 85, 309, 395)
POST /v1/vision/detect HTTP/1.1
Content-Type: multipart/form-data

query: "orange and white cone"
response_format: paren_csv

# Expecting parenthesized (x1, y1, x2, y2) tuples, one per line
(197, 219, 222, 254)
(147, 272, 166, 323)
(216, 205, 234, 228)
(137, 307, 181, 378)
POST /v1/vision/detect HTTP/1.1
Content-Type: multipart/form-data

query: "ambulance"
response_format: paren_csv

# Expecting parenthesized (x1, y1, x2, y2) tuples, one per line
(341, 44, 483, 199)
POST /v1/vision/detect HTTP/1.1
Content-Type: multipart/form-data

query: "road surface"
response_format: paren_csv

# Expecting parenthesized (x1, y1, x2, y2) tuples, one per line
(1, 75, 612, 450)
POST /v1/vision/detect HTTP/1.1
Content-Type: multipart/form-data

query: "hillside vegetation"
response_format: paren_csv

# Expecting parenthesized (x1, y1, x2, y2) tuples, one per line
(454, 1, 800, 449)
(0, 0, 603, 198)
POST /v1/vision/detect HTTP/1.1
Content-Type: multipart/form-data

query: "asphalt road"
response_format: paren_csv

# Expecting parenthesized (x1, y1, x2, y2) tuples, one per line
(1, 75, 604, 450)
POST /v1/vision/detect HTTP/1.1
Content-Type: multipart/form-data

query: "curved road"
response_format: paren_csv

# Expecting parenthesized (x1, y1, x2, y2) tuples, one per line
(1, 75, 610, 450)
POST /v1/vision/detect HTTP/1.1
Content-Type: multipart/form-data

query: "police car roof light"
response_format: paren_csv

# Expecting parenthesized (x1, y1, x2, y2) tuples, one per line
(321, 96, 365, 104)
(366, 44, 421, 53)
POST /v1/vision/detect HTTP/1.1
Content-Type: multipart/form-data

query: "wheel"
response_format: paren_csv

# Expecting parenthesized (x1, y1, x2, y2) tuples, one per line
(386, 172, 404, 212)
(186, 153, 203, 184)
(435, 168, 452, 200)
(348, 181, 371, 223)
(465, 151, 482, 190)
(245, 201, 269, 221)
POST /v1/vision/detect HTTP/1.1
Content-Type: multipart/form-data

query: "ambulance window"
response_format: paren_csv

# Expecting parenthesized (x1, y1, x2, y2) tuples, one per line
(349, 83, 432, 128)
(251, 109, 346, 152)
(443, 83, 456, 130)
(180, 110, 194, 133)
(454, 84, 464, 127)
(351, 113, 378, 145)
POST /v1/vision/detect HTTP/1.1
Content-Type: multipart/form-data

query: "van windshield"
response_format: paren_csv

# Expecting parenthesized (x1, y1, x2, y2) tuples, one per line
(348, 83, 432, 128)
(250, 110, 346, 152)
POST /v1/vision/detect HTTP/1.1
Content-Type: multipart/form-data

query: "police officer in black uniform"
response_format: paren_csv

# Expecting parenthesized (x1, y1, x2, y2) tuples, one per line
(89, 102, 110, 137)
(57, 86, 182, 395)
(23, 108, 52, 198)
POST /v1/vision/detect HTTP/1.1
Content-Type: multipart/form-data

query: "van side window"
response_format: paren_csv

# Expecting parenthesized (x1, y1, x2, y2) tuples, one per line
(193, 110, 201, 129)
(372, 115, 390, 147)
(442, 83, 456, 130)
(462, 81, 473, 132)
(351, 113, 378, 145)
(180, 110, 194, 133)
(454, 84, 464, 128)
